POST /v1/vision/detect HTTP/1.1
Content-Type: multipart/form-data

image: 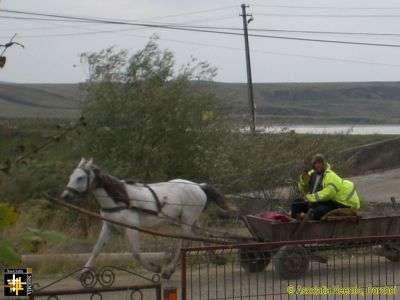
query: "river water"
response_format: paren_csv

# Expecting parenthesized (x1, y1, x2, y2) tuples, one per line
(258, 125, 400, 135)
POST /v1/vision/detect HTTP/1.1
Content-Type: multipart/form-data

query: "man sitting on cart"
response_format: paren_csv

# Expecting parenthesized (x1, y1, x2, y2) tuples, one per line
(291, 153, 360, 220)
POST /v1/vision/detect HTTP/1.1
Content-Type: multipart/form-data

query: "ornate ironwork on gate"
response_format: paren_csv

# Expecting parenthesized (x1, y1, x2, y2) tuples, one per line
(29, 266, 161, 300)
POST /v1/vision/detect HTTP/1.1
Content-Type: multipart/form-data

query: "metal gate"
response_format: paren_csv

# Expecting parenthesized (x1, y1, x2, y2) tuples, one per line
(29, 266, 161, 300)
(181, 235, 400, 299)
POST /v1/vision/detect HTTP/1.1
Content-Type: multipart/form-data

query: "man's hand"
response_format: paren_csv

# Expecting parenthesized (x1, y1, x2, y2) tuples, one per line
(303, 195, 309, 203)
(301, 170, 310, 181)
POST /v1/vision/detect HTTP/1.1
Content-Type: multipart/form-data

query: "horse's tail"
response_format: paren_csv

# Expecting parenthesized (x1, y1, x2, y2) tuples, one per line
(200, 184, 238, 217)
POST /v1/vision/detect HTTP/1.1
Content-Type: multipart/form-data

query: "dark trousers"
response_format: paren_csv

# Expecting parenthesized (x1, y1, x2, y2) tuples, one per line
(291, 198, 349, 220)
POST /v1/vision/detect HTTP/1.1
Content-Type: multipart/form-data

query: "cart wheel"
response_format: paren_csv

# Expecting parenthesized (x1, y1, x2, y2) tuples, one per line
(274, 245, 309, 280)
(380, 241, 400, 262)
(239, 248, 271, 273)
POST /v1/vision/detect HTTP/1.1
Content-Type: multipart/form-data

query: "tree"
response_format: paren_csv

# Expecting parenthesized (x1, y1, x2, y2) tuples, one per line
(80, 36, 225, 181)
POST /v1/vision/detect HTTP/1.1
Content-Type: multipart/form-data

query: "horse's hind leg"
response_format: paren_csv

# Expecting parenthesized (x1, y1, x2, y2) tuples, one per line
(125, 228, 161, 274)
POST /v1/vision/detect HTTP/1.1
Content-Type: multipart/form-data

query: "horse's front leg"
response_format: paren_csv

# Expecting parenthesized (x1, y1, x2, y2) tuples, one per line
(125, 228, 161, 274)
(80, 221, 112, 276)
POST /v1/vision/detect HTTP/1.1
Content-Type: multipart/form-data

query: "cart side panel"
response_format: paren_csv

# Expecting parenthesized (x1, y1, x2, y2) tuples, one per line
(245, 215, 400, 242)
(244, 216, 274, 241)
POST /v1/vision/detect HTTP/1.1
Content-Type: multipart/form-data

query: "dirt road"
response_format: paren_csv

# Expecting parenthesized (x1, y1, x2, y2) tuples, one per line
(350, 168, 400, 204)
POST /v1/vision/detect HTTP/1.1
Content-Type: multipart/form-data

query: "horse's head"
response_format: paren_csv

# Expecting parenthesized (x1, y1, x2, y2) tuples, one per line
(61, 157, 98, 203)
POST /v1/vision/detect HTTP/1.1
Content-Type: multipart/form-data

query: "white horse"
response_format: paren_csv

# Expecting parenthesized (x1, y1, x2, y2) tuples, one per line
(61, 158, 236, 279)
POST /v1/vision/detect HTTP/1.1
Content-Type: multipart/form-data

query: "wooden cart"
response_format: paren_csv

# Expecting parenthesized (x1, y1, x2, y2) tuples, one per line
(238, 213, 400, 279)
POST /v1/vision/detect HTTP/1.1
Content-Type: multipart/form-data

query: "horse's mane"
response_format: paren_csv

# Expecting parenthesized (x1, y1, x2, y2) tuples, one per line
(94, 170, 130, 206)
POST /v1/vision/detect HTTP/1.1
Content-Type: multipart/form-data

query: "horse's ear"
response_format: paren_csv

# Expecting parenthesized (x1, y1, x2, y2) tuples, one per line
(78, 157, 86, 167)
(86, 158, 94, 167)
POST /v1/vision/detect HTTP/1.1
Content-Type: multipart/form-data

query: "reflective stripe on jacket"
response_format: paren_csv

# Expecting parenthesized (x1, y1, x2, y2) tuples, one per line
(298, 164, 360, 210)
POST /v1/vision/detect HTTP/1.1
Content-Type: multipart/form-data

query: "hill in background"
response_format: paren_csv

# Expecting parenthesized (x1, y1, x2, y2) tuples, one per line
(1, 81, 400, 124)
(0, 82, 84, 118)
(205, 81, 400, 124)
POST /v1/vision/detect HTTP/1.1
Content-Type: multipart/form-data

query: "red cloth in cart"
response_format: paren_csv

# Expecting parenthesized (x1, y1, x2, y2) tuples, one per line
(260, 211, 292, 223)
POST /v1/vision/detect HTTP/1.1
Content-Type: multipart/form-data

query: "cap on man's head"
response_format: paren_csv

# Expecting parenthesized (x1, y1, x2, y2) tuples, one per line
(311, 153, 326, 165)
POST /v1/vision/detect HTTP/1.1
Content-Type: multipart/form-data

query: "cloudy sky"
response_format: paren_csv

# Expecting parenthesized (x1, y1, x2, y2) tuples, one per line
(0, 0, 399, 83)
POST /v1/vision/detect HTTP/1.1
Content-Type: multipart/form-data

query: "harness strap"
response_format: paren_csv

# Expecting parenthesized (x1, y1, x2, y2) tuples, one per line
(100, 205, 159, 215)
(144, 184, 162, 213)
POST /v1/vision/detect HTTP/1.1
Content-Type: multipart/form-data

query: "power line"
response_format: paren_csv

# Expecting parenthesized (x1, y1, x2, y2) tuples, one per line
(0, 8, 236, 26)
(0, 27, 144, 38)
(143, 15, 237, 26)
(0, 25, 63, 32)
(256, 13, 400, 18)
(3, 15, 400, 40)
(250, 33, 400, 48)
(248, 28, 400, 37)
(1, 22, 399, 69)
(0, 15, 93, 23)
(160, 37, 400, 68)
(0, 11, 239, 32)
(2, 9, 400, 48)
(0, 5, 237, 25)
(0, 16, 400, 37)
(252, 48, 400, 68)
(3, 14, 400, 39)
(130, 5, 237, 21)
(8, 20, 399, 69)
(4, 28, 400, 68)
(252, 4, 400, 10)
(6, 25, 400, 52)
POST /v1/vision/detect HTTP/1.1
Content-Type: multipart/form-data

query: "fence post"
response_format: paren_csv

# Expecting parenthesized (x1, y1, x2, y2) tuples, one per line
(181, 249, 187, 300)
(163, 287, 177, 300)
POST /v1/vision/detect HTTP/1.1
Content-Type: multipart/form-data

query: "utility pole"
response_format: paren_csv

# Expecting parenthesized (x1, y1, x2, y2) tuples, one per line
(240, 4, 256, 134)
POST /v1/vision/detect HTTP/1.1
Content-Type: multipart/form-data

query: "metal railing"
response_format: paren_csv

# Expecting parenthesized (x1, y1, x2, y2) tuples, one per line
(29, 266, 161, 300)
(181, 235, 400, 299)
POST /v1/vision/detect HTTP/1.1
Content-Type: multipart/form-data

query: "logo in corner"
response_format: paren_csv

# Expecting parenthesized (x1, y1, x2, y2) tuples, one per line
(3, 268, 32, 297)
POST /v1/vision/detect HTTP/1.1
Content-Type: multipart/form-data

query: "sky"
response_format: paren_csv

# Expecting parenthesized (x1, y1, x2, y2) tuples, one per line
(0, 0, 400, 83)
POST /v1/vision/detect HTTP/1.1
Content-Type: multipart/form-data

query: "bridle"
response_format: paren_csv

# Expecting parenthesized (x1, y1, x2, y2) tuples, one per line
(65, 167, 93, 198)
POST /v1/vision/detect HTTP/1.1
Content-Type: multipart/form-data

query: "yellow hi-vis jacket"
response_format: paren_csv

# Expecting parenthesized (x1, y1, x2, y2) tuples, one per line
(298, 164, 360, 210)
